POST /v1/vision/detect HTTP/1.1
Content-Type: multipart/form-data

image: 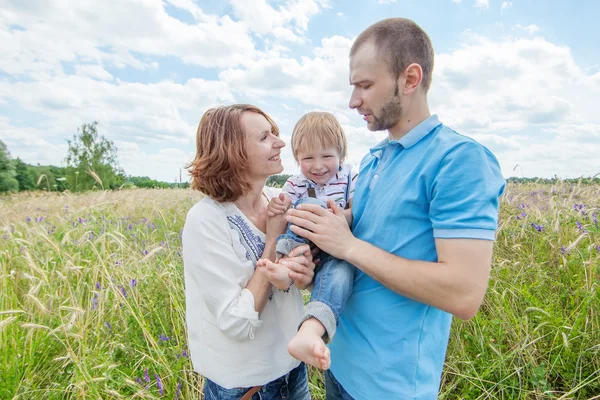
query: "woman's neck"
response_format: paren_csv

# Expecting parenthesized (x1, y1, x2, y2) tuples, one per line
(234, 180, 266, 214)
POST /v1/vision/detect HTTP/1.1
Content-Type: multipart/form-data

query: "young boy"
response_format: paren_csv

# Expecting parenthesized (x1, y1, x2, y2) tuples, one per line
(258, 111, 357, 370)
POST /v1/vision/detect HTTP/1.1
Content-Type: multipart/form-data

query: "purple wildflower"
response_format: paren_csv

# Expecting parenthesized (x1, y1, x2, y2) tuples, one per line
(78, 217, 86, 224)
(115, 261, 120, 265)
(142, 249, 148, 256)
(561, 246, 568, 254)
(159, 334, 170, 342)
(175, 382, 182, 400)
(135, 377, 142, 385)
(2, 235, 8, 240)
(130, 279, 137, 288)
(120, 286, 127, 298)
(92, 294, 98, 310)
(531, 223, 544, 232)
(105, 322, 112, 331)
(96, 282, 101, 290)
(144, 368, 151, 383)
(25, 217, 31, 222)
(576, 221, 584, 232)
(36, 216, 44, 222)
(155, 374, 164, 395)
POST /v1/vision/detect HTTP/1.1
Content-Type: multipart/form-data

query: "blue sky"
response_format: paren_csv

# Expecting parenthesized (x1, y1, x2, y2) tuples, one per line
(1, 0, 599, 182)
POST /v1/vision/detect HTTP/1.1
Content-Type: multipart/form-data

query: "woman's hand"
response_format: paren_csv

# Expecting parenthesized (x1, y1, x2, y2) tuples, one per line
(258, 244, 316, 290)
(282, 244, 316, 290)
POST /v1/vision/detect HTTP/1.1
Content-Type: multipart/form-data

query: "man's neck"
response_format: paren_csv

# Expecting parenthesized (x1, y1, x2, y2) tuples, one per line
(387, 100, 431, 141)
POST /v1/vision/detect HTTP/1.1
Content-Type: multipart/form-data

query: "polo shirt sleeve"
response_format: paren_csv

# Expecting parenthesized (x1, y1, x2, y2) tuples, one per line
(430, 141, 506, 240)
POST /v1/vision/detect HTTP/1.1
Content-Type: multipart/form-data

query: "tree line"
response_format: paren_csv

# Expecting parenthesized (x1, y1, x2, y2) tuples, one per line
(0, 122, 188, 193)
(2, 122, 598, 193)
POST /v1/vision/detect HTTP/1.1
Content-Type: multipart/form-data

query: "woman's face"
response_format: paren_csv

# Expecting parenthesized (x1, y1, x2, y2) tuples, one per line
(242, 111, 285, 181)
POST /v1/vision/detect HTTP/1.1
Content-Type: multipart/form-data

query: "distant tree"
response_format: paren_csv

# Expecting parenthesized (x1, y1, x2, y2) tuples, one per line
(266, 174, 291, 188)
(0, 140, 19, 193)
(65, 122, 122, 191)
(15, 158, 36, 191)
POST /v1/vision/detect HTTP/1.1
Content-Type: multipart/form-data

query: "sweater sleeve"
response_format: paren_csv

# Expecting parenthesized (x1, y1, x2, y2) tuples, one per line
(182, 202, 264, 341)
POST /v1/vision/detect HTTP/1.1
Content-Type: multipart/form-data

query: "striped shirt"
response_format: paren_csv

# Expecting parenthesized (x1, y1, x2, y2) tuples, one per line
(282, 163, 358, 209)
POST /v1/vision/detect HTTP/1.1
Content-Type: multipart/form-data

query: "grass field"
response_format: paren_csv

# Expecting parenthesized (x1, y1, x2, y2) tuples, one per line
(1, 183, 599, 399)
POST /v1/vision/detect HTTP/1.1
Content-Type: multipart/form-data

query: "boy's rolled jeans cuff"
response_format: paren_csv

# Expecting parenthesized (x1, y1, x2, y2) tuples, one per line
(276, 236, 308, 257)
(298, 301, 336, 343)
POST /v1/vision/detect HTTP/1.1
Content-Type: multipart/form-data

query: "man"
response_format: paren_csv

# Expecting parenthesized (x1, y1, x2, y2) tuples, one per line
(286, 18, 506, 399)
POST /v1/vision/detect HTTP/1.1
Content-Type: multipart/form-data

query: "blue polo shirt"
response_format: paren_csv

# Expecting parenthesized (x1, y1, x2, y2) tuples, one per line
(328, 115, 506, 400)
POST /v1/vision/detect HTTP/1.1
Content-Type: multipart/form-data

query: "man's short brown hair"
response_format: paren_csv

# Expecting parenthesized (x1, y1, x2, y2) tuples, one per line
(291, 112, 347, 162)
(350, 18, 434, 93)
(187, 104, 280, 202)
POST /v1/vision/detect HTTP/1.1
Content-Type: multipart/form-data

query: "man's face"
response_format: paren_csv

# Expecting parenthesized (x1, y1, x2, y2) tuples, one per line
(349, 41, 404, 132)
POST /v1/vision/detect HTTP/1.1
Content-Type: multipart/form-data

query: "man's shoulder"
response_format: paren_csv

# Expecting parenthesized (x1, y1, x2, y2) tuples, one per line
(432, 124, 498, 161)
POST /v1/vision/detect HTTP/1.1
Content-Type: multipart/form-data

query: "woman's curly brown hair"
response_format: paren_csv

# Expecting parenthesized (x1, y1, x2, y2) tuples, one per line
(186, 104, 280, 202)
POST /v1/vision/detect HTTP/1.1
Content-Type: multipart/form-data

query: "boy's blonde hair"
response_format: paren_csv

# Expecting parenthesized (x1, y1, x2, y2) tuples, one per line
(291, 112, 347, 162)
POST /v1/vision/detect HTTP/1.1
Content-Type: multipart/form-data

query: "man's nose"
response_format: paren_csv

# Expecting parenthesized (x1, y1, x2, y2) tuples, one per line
(349, 89, 361, 109)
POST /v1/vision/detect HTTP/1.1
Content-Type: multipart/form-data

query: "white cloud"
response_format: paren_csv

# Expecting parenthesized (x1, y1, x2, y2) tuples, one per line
(514, 24, 541, 34)
(0, 0, 258, 81)
(377, 0, 398, 4)
(2, 1, 598, 181)
(75, 65, 113, 81)
(452, 0, 463, 3)
(229, 0, 330, 42)
(219, 35, 354, 110)
(431, 33, 600, 177)
(475, 0, 489, 9)
(0, 75, 235, 180)
(501, 1, 512, 12)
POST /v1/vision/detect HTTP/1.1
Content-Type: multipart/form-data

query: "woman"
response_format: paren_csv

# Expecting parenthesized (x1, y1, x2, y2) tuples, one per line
(182, 104, 315, 400)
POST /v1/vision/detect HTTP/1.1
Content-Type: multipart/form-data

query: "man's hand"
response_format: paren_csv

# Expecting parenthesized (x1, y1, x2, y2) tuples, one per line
(287, 199, 355, 260)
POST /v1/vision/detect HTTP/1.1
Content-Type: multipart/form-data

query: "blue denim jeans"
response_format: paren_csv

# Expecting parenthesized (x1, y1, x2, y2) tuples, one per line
(304, 254, 354, 341)
(203, 363, 311, 400)
(325, 370, 355, 400)
(276, 197, 355, 342)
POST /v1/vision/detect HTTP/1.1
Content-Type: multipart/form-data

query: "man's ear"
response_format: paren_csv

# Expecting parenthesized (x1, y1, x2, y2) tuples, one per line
(402, 63, 423, 95)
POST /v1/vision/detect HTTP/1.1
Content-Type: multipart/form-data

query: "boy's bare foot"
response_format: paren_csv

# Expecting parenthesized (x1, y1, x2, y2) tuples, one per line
(257, 258, 293, 290)
(288, 318, 330, 370)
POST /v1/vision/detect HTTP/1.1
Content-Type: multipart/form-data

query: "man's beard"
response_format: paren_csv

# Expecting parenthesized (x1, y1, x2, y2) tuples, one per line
(369, 84, 403, 132)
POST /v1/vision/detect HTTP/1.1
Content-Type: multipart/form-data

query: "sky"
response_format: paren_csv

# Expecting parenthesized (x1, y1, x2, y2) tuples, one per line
(1, 0, 599, 182)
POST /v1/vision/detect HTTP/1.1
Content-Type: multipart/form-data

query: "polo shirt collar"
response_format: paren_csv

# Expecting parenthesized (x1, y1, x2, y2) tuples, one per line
(369, 114, 442, 159)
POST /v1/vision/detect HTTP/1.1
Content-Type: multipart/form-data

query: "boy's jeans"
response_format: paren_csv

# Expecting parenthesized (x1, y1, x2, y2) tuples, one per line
(276, 197, 355, 341)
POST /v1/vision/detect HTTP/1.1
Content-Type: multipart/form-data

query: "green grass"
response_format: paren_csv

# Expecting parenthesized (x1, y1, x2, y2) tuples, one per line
(0, 184, 598, 399)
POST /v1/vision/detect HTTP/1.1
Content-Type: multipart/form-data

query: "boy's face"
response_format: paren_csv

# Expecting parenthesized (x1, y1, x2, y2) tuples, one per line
(296, 145, 341, 185)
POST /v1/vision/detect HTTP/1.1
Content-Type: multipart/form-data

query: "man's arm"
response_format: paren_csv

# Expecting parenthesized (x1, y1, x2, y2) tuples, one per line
(344, 236, 494, 320)
(287, 201, 494, 320)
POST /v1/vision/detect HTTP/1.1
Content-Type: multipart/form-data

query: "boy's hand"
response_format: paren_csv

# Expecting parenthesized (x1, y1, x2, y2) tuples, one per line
(268, 193, 292, 217)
